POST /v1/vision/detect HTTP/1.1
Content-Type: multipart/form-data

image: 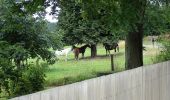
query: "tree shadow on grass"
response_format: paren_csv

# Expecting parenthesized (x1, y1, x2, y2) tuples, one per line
(78, 52, 124, 60)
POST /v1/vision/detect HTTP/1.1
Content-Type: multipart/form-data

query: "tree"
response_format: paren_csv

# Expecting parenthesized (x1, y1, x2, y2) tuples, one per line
(155, 0, 170, 62)
(78, 0, 146, 69)
(56, 0, 122, 57)
(0, 0, 61, 97)
(76, 0, 170, 69)
(48, 0, 169, 68)
(0, 0, 59, 64)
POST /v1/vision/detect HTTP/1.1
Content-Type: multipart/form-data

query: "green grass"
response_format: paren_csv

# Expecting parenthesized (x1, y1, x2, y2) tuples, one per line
(0, 39, 160, 99)
(45, 40, 160, 87)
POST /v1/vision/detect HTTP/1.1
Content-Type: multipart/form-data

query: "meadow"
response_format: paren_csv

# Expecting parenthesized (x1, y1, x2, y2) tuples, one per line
(45, 39, 160, 88)
(0, 39, 160, 99)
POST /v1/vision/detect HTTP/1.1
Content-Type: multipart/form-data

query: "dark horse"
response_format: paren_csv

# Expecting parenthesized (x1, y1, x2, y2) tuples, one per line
(72, 44, 91, 60)
(103, 42, 119, 56)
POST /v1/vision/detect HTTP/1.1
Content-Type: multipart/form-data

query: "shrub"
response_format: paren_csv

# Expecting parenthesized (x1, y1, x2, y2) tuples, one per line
(0, 42, 48, 98)
(0, 63, 46, 98)
(25, 65, 45, 92)
(155, 40, 170, 62)
(11, 64, 46, 97)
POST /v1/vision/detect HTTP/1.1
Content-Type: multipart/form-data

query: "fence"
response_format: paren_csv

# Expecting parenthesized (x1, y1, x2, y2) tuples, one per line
(11, 61, 170, 100)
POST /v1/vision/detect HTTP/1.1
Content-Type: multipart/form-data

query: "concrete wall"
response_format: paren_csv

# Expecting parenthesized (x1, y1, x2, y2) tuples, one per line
(11, 61, 170, 100)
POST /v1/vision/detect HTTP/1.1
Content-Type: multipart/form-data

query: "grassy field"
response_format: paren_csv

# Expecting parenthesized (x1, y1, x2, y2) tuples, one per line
(45, 40, 160, 87)
(0, 39, 160, 99)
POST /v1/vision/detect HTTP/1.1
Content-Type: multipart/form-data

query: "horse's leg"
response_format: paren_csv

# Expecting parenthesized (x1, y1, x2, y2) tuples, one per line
(75, 54, 78, 60)
(74, 53, 77, 60)
(117, 46, 119, 52)
(77, 54, 79, 60)
(75, 52, 78, 60)
(115, 48, 116, 52)
(108, 50, 110, 56)
(106, 49, 107, 56)
(82, 53, 84, 58)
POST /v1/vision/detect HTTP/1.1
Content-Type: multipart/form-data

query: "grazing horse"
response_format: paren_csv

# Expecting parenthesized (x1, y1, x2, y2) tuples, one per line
(103, 42, 119, 56)
(54, 47, 73, 61)
(73, 44, 91, 60)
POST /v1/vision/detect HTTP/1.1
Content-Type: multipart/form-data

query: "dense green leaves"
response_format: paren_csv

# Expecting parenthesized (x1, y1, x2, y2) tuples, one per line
(155, 35, 170, 62)
(57, 0, 123, 46)
(55, 0, 170, 68)
(0, 0, 61, 98)
(0, 0, 58, 61)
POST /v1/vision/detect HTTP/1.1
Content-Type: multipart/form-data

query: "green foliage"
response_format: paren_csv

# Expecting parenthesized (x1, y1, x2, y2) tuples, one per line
(49, 29, 65, 49)
(57, 0, 123, 46)
(0, 42, 46, 98)
(0, 0, 61, 62)
(8, 65, 45, 98)
(47, 22, 57, 32)
(56, 0, 169, 45)
(156, 39, 170, 62)
(144, 2, 170, 36)
(54, 0, 170, 68)
(22, 64, 45, 93)
(0, 0, 61, 98)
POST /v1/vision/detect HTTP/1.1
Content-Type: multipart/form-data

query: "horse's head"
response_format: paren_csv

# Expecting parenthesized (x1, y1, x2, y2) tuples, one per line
(71, 45, 76, 51)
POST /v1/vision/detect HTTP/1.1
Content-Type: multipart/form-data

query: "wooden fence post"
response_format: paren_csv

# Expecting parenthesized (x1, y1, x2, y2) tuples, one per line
(111, 54, 114, 71)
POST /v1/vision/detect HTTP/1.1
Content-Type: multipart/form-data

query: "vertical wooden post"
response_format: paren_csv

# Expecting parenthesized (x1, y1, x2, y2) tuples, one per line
(111, 54, 114, 71)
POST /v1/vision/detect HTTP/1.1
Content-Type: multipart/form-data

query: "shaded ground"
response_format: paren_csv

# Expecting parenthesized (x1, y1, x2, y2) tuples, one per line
(68, 52, 124, 61)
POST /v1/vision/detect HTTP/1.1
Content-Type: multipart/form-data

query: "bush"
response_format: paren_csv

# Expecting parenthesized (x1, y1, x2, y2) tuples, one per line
(0, 63, 46, 98)
(0, 42, 46, 98)
(155, 40, 170, 62)
(12, 64, 46, 97)
(25, 65, 45, 92)
(11, 76, 32, 97)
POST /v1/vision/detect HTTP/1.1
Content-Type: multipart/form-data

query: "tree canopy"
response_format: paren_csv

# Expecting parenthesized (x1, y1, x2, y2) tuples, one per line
(0, 0, 59, 62)
(0, 0, 61, 97)
(54, 0, 170, 68)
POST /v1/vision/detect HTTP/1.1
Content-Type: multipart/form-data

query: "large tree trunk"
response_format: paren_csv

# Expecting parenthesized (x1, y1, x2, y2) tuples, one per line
(91, 44, 97, 58)
(125, 24, 143, 69)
